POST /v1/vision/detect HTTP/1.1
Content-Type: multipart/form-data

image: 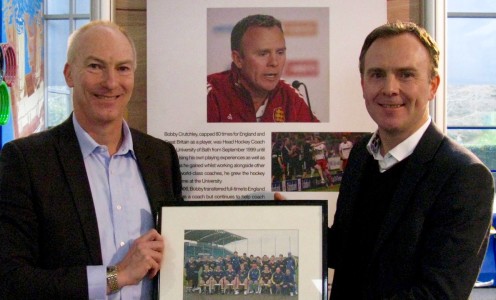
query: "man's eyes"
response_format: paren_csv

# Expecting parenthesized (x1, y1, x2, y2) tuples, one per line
(368, 71, 415, 79)
(400, 71, 415, 79)
(118, 66, 132, 72)
(256, 50, 286, 56)
(369, 71, 385, 78)
(87, 64, 132, 73)
(88, 63, 102, 69)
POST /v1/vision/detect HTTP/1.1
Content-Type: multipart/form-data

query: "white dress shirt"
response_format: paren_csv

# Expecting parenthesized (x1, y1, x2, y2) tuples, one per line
(366, 117, 431, 172)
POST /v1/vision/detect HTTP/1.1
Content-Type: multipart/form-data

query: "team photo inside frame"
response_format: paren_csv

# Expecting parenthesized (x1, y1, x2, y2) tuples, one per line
(157, 200, 327, 299)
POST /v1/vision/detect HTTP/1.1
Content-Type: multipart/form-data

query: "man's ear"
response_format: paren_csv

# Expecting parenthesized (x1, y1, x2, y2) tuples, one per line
(232, 50, 243, 69)
(360, 75, 366, 99)
(63, 63, 74, 87)
(428, 74, 441, 100)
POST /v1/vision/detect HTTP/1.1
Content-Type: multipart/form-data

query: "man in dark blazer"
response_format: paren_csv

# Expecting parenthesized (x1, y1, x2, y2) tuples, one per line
(327, 22, 494, 299)
(0, 21, 182, 299)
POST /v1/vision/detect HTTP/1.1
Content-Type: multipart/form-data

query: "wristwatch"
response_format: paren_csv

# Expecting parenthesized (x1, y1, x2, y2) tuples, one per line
(106, 266, 119, 294)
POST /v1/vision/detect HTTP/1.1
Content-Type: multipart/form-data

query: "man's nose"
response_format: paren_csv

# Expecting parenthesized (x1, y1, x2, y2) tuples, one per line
(101, 69, 118, 89)
(382, 74, 399, 96)
(268, 53, 279, 67)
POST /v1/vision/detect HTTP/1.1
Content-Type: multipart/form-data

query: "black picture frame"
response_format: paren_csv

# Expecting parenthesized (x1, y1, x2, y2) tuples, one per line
(157, 200, 328, 299)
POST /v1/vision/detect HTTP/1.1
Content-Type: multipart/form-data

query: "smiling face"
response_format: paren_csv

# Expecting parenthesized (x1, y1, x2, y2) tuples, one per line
(361, 33, 439, 145)
(64, 25, 135, 131)
(232, 26, 286, 102)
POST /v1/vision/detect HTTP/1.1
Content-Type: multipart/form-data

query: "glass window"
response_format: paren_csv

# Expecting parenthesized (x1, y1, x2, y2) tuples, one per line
(447, 19, 496, 86)
(447, 1, 496, 211)
(447, 17, 496, 129)
(447, 129, 496, 171)
(44, 0, 91, 127)
(46, 20, 71, 127)
(46, 20, 70, 88)
(76, 19, 90, 30)
(448, 0, 496, 13)
(76, 0, 91, 14)
(45, 0, 70, 14)
(447, 84, 496, 127)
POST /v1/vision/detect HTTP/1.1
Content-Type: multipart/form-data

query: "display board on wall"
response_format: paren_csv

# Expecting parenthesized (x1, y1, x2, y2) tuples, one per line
(147, 0, 386, 204)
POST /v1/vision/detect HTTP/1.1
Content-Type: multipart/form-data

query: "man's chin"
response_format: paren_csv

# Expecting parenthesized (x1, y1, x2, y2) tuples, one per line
(260, 84, 278, 94)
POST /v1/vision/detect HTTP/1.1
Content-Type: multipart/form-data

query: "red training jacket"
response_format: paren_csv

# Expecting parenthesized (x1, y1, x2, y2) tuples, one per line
(207, 64, 319, 122)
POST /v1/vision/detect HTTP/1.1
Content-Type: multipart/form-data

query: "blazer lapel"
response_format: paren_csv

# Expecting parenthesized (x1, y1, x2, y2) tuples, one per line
(371, 123, 445, 258)
(53, 118, 102, 264)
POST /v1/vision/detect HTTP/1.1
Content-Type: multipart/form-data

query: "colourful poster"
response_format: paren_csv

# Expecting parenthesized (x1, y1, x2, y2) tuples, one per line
(1, 0, 44, 144)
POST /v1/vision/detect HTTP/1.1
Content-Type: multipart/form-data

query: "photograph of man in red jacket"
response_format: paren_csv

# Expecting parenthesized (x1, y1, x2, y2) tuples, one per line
(207, 14, 319, 123)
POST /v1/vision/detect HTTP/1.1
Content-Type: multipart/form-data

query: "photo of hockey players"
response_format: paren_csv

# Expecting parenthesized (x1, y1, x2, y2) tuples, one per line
(271, 132, 368, 192)
(183, 229, 299, 299)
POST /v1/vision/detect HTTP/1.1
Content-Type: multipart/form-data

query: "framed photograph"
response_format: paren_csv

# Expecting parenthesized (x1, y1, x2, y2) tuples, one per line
(157, 200, 328, 299)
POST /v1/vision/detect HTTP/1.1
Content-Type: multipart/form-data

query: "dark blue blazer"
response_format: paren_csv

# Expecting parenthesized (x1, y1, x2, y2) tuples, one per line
(328, 123, 494, 299)
(0, 117, 183, 299)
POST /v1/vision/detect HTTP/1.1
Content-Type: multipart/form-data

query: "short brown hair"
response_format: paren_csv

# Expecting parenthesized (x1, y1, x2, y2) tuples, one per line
(359, 21, 439, 78)
(231, 14, 283, 54)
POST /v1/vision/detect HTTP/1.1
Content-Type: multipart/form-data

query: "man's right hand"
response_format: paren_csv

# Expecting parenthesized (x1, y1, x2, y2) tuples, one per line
(115, 229, 164, 290)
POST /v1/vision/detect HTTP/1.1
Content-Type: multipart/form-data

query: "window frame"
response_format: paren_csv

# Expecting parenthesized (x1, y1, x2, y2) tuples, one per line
(43, 0, 112, 127)
(436, 0, 496, 206)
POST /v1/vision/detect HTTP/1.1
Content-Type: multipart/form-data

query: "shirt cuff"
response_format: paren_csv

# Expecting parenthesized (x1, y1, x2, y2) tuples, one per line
(87, 265, 106, 300)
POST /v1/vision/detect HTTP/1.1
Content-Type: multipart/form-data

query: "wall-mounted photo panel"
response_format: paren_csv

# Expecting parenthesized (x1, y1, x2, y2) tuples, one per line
(148, 0, 386, 203)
